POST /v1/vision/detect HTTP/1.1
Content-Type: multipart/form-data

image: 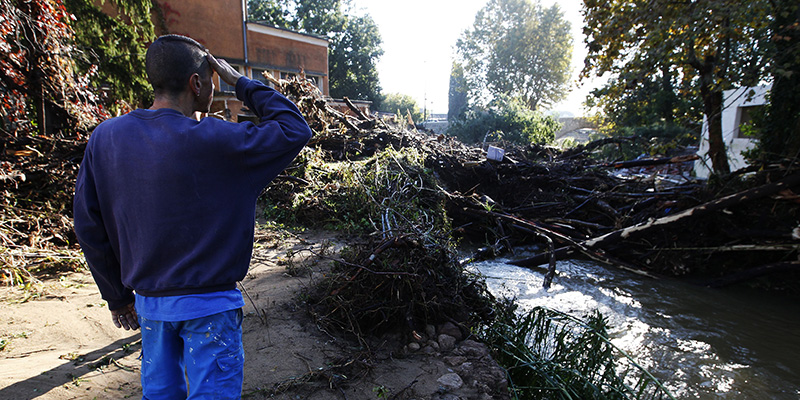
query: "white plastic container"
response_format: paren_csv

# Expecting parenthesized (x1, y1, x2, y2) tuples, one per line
(486, 145, 505, 161)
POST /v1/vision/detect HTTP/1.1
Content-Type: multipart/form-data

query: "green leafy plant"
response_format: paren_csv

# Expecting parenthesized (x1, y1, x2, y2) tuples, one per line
(447, 95, 560, 145)
(372, 385, 390, 399)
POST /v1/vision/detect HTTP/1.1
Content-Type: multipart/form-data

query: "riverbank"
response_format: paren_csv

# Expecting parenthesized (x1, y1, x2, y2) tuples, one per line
(0, 228, 508, 399)
(470, 253, 800, 399)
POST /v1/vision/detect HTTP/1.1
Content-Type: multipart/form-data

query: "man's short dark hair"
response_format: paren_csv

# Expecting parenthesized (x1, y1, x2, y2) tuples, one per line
(145, 35, 209, 96)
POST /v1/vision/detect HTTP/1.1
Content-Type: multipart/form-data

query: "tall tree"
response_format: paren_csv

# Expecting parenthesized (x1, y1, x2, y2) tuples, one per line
(448, 62, 469, 121)
(379, 93, 422, 123)
(247, 0, 383, 106)
(582, 0, 773, 175)
(293, 0, 347, 34)
(456, 0, 572, 110)
(247, 0, 291, 26)
(327, 14, 383, 105)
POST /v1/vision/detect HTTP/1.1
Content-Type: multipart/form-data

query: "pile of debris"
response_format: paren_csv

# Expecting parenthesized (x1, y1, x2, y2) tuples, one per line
(305, 233, 496, 344)
(1, 133, 85, 286)
(268, 71, 800, 293)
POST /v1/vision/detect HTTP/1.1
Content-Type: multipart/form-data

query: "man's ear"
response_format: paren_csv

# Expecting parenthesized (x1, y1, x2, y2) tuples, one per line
(189, 73, 201, 97)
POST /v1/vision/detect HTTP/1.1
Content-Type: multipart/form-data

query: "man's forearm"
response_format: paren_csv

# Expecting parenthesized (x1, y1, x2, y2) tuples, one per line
(235, 77, 312, 140)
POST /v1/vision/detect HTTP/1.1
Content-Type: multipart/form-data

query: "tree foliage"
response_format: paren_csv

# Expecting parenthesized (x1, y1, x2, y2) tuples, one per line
(456, 0, 572, 111)
(247, 0, 384, 107)
(582, 0, 774, 175)
(379, 93, 422, 123)
(590, 67, 701, 130)
(447, 95, 560, 146)
(750, 2, 800, 164)
(1, 0, 106, 136)
(0, 0, 154, 137)
(64, 0, 155, 113)
(327, 14, 383, 106)
(586, 66, 703, 158)
(247, 0, 291, 27)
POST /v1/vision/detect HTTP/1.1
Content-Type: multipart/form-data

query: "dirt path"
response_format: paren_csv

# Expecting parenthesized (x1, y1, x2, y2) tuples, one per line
(0, 229, 507, 399)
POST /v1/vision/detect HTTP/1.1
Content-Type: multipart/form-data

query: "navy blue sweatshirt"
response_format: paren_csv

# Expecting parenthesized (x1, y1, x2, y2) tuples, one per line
(73, 77, 312, 310)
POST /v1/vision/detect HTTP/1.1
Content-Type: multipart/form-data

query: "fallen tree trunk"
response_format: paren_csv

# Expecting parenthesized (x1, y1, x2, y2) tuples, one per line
(508, 246, 573, 268)
(342, 96, 370, 121)
(657, 244, 800, 252)
(475, 210, 659, 278)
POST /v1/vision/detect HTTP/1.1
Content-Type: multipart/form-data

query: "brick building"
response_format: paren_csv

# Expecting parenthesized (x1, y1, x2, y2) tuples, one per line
(114, 0, 331, 121)
(97, 0, 376, 120)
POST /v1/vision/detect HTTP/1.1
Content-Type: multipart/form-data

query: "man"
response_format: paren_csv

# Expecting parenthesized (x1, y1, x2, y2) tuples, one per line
(73, 34, 312, 399)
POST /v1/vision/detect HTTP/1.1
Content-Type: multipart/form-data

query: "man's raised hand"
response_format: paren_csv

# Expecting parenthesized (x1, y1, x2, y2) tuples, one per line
(207, 53, 243, 87)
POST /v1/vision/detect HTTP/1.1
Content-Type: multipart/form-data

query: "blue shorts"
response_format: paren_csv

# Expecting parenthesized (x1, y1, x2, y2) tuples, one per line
(138, 308, 244, 399)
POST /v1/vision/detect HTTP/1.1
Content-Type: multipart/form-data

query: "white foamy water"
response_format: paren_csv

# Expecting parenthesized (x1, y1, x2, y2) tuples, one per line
(467, 254, 800, 399)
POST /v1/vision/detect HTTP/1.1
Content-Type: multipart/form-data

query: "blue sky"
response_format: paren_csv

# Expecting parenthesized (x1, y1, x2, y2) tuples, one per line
(349, 0, 603, 116)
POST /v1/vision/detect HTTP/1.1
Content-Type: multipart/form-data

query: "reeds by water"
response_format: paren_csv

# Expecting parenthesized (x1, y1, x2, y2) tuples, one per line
(481, 302, 676, 400)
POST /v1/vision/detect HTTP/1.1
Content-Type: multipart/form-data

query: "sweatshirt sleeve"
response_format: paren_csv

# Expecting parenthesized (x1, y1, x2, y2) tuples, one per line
(234, 77, 314, 188)
(73, 144, 135, 310)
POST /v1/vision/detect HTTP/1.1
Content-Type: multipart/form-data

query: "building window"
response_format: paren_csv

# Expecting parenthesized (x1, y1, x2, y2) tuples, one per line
(305, 75, 322, 91)
(217, 65, 243, 94)
(251, 68, 274, 87)
(736, 105, 764, 138)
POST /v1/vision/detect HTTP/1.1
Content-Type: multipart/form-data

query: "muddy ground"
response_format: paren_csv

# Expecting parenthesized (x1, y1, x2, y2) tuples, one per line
(0, 228, 507, 400)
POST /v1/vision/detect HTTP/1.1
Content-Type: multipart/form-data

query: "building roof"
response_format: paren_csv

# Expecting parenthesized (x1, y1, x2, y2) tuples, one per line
(247, 22, 329, 47)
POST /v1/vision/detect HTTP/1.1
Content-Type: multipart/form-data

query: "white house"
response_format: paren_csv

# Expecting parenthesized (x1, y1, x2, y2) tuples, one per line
(694, 84, 771, 178)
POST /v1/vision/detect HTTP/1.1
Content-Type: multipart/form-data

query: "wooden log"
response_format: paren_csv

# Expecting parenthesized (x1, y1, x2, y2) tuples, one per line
(594, 198, 620, 220)
(568, 184, 704, 198)
(583, 171, 800, 249)
(545, 218, 610, 232)
(595, 154, 699, 169)
(343, 96, 370, 121)
(508, 245, 573, 267)
(491, 212, 657, 277)
(557, 136, 638, 159)
(510, 171, 800, 273)
(508, 223, 655, 277)
(656, 244, 800, 252)
(571, 193, 621, 220)
(324, 102, 362, 133)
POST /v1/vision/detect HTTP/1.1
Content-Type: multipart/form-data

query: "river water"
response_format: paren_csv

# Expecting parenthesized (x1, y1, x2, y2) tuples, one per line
(466, 251, 800, 399)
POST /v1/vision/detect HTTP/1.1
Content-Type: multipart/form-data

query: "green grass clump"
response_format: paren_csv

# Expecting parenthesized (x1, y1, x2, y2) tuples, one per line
(481, 302, 676, 400)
